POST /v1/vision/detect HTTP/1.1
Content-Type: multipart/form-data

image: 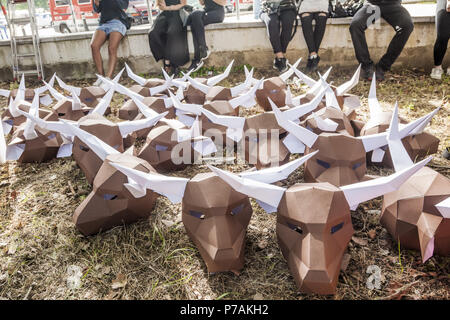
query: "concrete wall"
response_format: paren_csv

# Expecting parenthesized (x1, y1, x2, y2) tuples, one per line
(0, 16, 446, 81)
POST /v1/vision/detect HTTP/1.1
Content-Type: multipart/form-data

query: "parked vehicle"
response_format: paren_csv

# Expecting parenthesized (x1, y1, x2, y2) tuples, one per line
(49, 0, 159, 34)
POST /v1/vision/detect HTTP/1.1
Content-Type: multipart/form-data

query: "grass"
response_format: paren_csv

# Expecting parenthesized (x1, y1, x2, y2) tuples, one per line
(0, 65, 449, 300)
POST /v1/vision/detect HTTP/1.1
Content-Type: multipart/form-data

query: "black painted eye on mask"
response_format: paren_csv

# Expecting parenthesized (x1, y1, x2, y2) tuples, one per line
(316, 159, 330, 169)
(230, 203, 245, 216)
(103, 194, 118, 200)
(79, 145, 90, 152)
(331, 222, 344, 234)
(189, 210, 205, 219)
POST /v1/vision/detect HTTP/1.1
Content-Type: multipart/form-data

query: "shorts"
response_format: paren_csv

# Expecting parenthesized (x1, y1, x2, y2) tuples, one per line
(97, 19, 127, 36)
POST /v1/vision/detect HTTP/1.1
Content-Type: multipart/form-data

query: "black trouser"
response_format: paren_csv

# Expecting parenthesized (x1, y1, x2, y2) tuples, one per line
(261, 9, 297, 54)
(187, 7, 225, 61)
(300, 12, 328, 55)
(148, 11, 189, 67)
(349, 1, 414, 71)
(434, 9, 450, 66)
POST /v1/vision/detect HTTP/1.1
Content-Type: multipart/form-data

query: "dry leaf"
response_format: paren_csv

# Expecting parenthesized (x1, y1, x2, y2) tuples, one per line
(253, 293, 264, 300)
(340, 253, 351, 271)
(368, 229, 376, 239)
(111, 273, 127, 290)
(351, 236, 368, 246)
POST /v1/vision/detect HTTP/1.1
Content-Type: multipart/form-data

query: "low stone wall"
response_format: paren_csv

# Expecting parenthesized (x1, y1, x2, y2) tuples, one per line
(0, 16, 445, 81)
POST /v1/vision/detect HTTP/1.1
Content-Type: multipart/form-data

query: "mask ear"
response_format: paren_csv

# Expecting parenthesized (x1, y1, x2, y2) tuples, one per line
(125, 63, 147, 86)
(70, 88, 82, 111)
(23, 94, 40, 140)
(341, 156, 432, 210)
(61, 119, 120, 161)
(387, 102, 413, 172)
(436, 197, 450, 218)
(201, 108, 246, 142)
(239, 150, 319, 184)
(368, 73, 382, 117)
(335, 64, 361, 96)
(0, 88, 10, 99)
(270, 98, 318, 148)
(207, 164, 286, 211)
(91, 88, 115, 116)
(169, 91, 203, 116)
(45, 80, 65, 101)
(279, 57, 302, 82)
(417, 213, 442, 262)
(117, 112, 167, 138)
(206, 60, 234, 86)
(109, 162, 189, 203)
(229, 77, 264, 109)
(150, 72, 173, 96)
(56, 75, 81, 96)
(184, 73, 210, 95)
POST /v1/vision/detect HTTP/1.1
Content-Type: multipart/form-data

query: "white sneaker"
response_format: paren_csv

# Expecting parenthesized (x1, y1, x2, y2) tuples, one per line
(430, 67, 443, 80)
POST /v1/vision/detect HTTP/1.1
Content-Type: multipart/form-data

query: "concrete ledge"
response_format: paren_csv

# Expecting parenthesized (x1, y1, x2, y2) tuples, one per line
(0, 15, 446, 81)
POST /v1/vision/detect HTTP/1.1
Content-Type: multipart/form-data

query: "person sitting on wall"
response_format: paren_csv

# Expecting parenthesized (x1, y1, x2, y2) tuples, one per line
(91, 0, 130, 86)
(186, 0, 226, 72)
(349, 0, 414, 81)
(430, 0, 450, 80)
(260, 0, 299, 73)
(148, 0, 190, 76)
(298, 0, 329, 73)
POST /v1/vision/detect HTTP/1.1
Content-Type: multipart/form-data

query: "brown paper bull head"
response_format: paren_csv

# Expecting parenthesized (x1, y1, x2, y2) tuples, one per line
(382, 167, 450, 262)
(209, 155, 431, 294)
(74, 153, 160, 236)
(256, 77, 287, 111)
(243, 112, 290, 169)
(119, 96, 176, 121)
(378, 110, 449, 262)
(361, 76, 440, 168)
(182, 172, 253, 273)
(303, 106, 355, 136)
(270, 94, 439, 187)
(4, 95, 63, 163)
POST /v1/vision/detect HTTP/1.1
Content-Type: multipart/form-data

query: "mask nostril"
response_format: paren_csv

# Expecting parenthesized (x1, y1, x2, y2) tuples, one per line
(156, 144, 168, 151)
(58, 113, 65, 117)
(352, 162, 363, 170)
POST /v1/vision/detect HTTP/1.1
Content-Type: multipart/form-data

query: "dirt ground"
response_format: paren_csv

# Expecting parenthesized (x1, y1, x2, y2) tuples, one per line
(0, 65, 449, 300)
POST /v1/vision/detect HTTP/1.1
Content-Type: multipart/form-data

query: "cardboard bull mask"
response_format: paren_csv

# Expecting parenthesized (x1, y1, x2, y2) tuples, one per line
(379, 107, 449, 262)
(303, 106, 355, 136)
(55, 75, 114, 109)
(138, 118, 216, 172)
(111, 155, 312, 274)
(209, 155, 431, 294)
(4, 95, 63, 163)
(74, 153, 160, 236)
(361, 76, 440, 167)
(64, 113, 166, 184)
(119, 95, 176, 121)
(243, 112, 289, 169)
(270, 98, 439, 187)
(182, 172, 253, 273)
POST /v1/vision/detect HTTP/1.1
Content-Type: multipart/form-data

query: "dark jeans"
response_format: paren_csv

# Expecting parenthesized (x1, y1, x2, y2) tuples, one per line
(300, 12, 328, 54)
(187, 8, 225, 61)
(148, 11, 189, 67)
(349, 2, 414, 71)
(434, 9, 450, 66)
(261, 9, 297, 54)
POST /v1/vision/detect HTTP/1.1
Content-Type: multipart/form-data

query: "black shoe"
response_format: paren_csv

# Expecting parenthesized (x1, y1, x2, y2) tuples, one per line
(311, 56, 320, 73)
(199, 46, 211, 61)
(188, 60, 204, 73)
(443, 147, 450, 160)
(306, 57, 314, 73)
(362, 63, 375, 81)
(375, 63, 385, 81)
(274, 57, 288, 73)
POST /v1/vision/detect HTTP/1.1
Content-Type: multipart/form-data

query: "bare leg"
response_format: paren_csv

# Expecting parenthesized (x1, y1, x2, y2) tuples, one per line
(106, 31, 124, 79)
(90, 30, 108, 76)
